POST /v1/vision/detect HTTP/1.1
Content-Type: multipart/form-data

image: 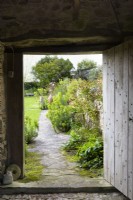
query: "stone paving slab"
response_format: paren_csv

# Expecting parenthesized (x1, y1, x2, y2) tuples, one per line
(0, 193, 129, 200)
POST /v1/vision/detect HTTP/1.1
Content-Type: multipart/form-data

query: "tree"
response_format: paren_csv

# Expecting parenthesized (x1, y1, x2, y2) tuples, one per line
(32, 56, 73, 88)
(77, 59, 97, 70)
(88, 66, 102, 81)
(76, 59, 102, 80)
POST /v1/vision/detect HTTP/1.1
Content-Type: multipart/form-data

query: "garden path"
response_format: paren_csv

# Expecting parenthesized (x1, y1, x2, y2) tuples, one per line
(32, 110, 79, 184)
(27, 110, 110, 188)
(1, 111, 127, 200)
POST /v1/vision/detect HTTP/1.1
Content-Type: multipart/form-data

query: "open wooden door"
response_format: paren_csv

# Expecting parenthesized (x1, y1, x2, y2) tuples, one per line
(103, 41, 133, 200)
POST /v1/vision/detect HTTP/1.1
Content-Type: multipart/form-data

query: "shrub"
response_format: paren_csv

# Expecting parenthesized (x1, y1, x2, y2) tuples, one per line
(24, 116, 39, 144)
(34, 88, 48, 97)
(34, 88, 48, 110)
(66, 78, 102, 129)
(77, 137, 103, 169)
(53, 78, 70, 95)
(47, 77, 103, 171)
(63, 130, 82, 151)
(47, 92, 73, 132)
(24, 82, 38, 91)
(63, 127, 103, 170)
(64, 127, 101, 152)
(39, 96, 48, 110)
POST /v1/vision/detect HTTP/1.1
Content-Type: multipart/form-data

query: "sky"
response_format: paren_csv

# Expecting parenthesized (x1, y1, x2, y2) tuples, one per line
(23, 54, 103, 82)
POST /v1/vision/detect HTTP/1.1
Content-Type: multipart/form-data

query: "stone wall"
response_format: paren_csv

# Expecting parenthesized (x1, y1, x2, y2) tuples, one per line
(0, 43, 7, 180)
(94, 100, 104, 133)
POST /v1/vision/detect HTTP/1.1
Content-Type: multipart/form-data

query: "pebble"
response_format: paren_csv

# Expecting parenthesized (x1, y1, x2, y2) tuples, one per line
(0, 193, 128, 200)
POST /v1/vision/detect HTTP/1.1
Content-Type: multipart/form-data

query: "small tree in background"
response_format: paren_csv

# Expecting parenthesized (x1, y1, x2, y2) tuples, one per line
(32, 56, 73, 88)
(77, 59, 102, 81)
(77, 59, 97, 70)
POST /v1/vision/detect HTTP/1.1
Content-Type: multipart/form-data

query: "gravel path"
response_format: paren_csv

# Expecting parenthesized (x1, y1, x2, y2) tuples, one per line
(0, 193, 128, 200)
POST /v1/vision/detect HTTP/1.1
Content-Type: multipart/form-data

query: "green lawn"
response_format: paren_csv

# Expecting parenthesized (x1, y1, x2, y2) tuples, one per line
(24, 96, 41, 122)
(23, 97, 44, 182)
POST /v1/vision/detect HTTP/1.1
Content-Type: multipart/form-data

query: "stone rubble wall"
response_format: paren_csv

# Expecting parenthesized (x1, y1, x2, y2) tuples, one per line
(0, 43, 7, 180)
(84, 100, 104, 133)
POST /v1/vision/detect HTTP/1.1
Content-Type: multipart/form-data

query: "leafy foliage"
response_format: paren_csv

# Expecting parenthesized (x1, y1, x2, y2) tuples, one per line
(88, 67, 102, 81)
(77, 137, 103, 169)
(24, 97, 43, 182)
(24, 116, 39, 144)
(39, 98, 48, 110)
(47, 92, 73, 132)
(63, 127, 103, 172)
(24, 82, 39, 96)
(64, 127, 101, 151)
(63, 130, 82, 151)
(76, 60, 102, 81)
(53, 78, 70, 96)
(66, 78, 102, 128)
(47, 77, 103, 171)
(48, 78, 102, 132)
(34, 88, 48, 110)
(24, 82, 38, 91)
(77, 59, 97, 70)
(32, 56, 73, 88)
(34, 88, 48, 96)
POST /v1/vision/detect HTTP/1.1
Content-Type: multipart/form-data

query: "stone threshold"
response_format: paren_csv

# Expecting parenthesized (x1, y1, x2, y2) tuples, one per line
(0, 179, 119, 195)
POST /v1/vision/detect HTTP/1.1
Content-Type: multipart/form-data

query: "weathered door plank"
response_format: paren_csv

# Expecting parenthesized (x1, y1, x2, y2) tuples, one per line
(103, 41, 133, 200)
(121, 42, 129, 196)
(128, 42, 133, 200)
(108, 48, 115, 185)
(103, 50, 109, 180)
(114, 44, 124, 191)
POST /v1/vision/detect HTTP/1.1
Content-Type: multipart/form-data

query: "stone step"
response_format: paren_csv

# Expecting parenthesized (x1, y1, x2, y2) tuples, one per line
(0, 185, 118, 195)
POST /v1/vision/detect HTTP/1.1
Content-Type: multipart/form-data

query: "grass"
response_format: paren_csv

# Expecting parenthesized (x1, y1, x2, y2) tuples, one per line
(23, 96, 43, 182)
(20, 149, 44, 183)
(24, 96, 41, 123)
(61, 149, 103, 178)
(78, 168, 103, 178)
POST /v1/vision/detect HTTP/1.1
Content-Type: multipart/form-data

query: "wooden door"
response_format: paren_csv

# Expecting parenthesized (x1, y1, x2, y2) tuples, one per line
(103, 41, 133, 200)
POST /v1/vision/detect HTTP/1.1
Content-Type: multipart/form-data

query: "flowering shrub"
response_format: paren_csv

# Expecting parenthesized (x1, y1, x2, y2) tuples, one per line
(47, 76, 103, 170)
(66, 79, 102, 128)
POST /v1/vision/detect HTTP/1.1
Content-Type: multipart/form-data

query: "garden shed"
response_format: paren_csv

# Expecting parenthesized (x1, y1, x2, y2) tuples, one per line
(0, 0, 133, 199)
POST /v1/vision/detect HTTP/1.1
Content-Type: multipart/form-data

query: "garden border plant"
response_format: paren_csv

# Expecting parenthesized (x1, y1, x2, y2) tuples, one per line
(47, 75, 103, 177)
(23, 96, 44, 182)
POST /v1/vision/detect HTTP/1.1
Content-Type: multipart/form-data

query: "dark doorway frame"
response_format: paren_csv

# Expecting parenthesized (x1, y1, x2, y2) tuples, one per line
(5, 47, 103, 178)
(5, 52, 24, 177)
